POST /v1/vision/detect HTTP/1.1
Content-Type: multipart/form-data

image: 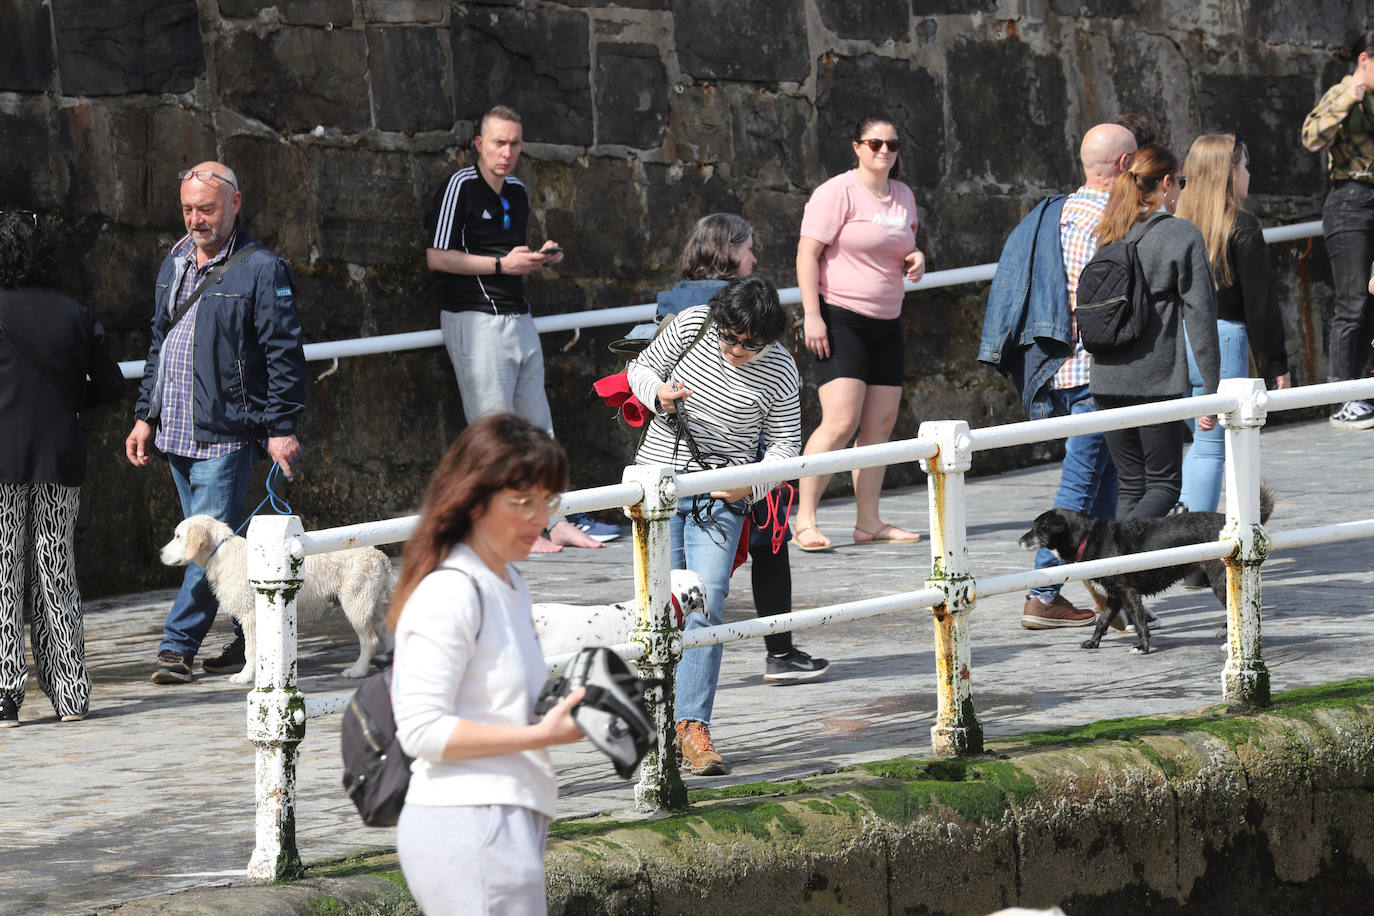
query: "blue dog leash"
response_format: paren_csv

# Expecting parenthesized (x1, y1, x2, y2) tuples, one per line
(205, 457, 299, 561)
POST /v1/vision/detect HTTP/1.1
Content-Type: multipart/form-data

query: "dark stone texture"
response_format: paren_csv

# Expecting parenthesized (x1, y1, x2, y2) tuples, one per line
(947, 37, 1074, 188)
(451, 4, 592, 146)
(667, 84, 734, 163)
(277, 0, 355, 26)
(815, 53, 943, 190)
(366, 27, 453, 133)
(53, 103, 218, 228)
(642, 162, 743, 270)
(540, 156, 644, 279)
(817, 0, 909, 40)
(217, 27, 370, 134)
(51, 0, 204, 96)
(0, 0, 55, 92)
(218, 134, 315, 265)
(725, 86, 820, 190)
(359, 0, 447, 23)
(673, 0, 809, 82)
(1047, 0, 1144, 14)
(1250, 0, 1371, 46)
(1198, 74, 1326, 198)
(311, 147, 424, 266)
(595, 43, 668, 148)
(560, 0, 666, 7)
(0, 103, 56, 210)
(931, 190, 1024, 269)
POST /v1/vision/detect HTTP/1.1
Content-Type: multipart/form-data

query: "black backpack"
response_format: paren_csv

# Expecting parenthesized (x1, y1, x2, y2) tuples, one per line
(1074, 215, 1166, 355)
(341, 570, 480, 827)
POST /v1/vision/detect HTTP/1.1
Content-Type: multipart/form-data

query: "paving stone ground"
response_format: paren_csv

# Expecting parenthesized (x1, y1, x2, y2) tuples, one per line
(2, 418, 1371, 915)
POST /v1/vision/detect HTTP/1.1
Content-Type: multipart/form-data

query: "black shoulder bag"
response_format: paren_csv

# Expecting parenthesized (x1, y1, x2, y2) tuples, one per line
(165, 242, 263, 332)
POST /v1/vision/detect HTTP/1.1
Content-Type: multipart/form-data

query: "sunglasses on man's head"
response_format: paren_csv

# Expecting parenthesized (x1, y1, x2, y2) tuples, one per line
(858, 138, 901, 152)
(177, 168, 238, 190)
(719, 331, 767, 352)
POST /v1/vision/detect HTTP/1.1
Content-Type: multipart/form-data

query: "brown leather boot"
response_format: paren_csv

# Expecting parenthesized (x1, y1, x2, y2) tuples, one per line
(675, 720, 726, 775)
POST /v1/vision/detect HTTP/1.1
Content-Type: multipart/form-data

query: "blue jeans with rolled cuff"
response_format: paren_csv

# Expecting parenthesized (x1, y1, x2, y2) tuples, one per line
(670, 495, 747, 726)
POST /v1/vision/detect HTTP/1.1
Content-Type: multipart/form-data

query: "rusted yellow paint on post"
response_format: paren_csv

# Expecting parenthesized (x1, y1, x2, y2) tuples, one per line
(919, 421, 983, 759)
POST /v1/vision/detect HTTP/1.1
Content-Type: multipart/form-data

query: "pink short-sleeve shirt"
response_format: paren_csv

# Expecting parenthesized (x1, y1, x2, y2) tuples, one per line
(800, 170, 919, 320)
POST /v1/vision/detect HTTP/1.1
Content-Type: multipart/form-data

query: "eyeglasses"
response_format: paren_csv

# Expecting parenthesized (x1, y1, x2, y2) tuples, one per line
(858, 138, 901, 152)
(1174, 175, 1188, 190)
(718, 331, 767, 352)
(499, 196, 511, 230)
(506, 493, 562, 519)
(178, 168, 238, 190)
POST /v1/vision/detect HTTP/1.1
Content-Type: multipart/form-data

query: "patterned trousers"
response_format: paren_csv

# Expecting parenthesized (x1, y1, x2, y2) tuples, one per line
(0, 483, 90, 718)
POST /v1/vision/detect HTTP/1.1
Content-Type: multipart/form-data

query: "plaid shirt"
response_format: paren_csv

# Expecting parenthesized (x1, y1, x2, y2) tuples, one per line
(1302, 75, 1374, 181)
(154, 233, 248, 460)
(1052, 186, 1110, 390)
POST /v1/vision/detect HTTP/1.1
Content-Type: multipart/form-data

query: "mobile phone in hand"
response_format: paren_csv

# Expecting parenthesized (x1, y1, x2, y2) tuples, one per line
(541, 246, 564, 256)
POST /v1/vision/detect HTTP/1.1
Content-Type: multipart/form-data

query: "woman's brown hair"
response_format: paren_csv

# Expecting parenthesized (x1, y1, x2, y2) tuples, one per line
(679, 213, 754, 280)
(386, 413, 569, 627)
(1175, 134, 1247, 286)
(1096, 143, 1180, 246)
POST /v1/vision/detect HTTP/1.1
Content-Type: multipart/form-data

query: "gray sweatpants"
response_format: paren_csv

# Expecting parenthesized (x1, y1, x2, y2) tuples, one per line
(396, 803, 551, 915)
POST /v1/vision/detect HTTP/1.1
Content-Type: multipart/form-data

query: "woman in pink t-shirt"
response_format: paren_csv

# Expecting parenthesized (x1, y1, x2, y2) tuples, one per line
(791, 114, 927, 551)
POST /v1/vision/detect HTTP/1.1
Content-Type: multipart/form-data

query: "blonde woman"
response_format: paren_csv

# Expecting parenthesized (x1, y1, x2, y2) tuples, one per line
(1175, 134, 1291, 518)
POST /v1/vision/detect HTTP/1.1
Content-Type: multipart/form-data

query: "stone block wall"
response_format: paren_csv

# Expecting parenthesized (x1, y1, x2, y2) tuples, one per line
(0, 0, 1355, 594)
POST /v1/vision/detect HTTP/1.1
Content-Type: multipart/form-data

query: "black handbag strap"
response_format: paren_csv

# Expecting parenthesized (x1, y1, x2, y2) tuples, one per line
(167, 242, 264, 331)
(0, 309, 80, 410)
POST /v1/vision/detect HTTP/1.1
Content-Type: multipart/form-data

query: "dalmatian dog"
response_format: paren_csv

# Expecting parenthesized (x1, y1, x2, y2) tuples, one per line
(532, 569, 705, 657)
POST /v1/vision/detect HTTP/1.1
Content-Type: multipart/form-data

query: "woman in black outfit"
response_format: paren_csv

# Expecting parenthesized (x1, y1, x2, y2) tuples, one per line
(0, 210, 125, 727)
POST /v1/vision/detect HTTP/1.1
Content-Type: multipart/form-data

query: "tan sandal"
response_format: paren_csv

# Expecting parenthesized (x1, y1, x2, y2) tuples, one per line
(853, 524, 921, 544)
(790, 525, 832, 552)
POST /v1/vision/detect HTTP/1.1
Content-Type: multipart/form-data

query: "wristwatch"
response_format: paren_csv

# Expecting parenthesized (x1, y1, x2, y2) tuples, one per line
(493, 255, 502, 275)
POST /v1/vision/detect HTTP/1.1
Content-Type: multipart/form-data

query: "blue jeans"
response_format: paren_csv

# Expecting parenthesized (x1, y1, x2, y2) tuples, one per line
(670, 496, 747, 725)
(1181, 319, 1248, 513)
(1028, 385, 1118, 600)
(160, 445, 259, 658)
(1321, 181, 1374, 382)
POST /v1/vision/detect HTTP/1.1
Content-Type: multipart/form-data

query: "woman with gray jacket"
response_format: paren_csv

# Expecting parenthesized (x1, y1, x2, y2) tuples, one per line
(1090, 144, 1220, 519)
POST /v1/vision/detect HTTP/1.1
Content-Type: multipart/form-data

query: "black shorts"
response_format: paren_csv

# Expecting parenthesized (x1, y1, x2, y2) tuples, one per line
(810, 298, 905, 387)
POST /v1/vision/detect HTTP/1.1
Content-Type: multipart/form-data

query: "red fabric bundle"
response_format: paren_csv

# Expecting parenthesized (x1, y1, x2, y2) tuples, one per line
(592, 372, 651, 428)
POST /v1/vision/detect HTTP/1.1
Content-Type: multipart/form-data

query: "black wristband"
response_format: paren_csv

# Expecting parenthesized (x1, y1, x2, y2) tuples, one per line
(493, 256, 502, 275)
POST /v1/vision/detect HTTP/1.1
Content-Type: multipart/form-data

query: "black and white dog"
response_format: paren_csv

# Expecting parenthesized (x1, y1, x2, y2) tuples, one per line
(1018, 487, 1274, 655)
(531, 569, 705, 657)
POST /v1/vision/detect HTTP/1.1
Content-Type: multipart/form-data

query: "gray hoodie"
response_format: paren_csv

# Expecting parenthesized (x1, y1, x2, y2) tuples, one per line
(1089, 211, 1221, 399)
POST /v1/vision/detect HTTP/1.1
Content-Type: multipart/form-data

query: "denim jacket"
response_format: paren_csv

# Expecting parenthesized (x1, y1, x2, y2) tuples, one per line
(977, 195, 1074, 419)
(135, 227, 307, 442)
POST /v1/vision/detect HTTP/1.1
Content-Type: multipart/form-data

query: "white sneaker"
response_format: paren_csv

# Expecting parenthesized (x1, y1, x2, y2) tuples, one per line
(1330, 400, 1374, 430)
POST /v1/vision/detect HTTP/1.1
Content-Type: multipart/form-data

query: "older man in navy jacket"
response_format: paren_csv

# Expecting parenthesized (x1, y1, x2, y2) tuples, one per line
(126, 162, 307, 684)
(979, 124, 1135, 629)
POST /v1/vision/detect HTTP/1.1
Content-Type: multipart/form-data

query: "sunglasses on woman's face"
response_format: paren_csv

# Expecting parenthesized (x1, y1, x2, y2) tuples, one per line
(858, 138, 901, 152)
(718, 331, 767, 352)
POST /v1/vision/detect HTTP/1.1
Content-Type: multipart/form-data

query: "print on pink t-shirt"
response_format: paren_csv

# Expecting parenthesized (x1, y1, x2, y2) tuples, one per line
(799, 170, 919, 320)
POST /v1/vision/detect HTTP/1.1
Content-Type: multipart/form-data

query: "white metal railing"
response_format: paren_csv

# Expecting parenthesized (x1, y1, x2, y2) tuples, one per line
(117, 220, 1324, 380)
(241, 373, 1374, 879)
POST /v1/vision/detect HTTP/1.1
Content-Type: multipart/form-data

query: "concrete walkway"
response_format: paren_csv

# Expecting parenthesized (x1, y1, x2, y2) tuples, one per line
(2, 418, 1371, 914)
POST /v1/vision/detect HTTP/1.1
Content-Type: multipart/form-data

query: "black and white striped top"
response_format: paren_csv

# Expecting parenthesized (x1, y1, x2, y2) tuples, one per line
(627, 306, 801, 504)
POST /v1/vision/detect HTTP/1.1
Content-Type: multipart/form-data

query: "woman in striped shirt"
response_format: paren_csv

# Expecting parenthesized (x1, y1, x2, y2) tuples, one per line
(626, 276, 801, 775)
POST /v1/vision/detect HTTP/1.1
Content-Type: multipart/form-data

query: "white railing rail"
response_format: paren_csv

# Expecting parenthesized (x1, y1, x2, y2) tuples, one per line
(243, 372, 1374, 879)
(119, 220, 1324, 380)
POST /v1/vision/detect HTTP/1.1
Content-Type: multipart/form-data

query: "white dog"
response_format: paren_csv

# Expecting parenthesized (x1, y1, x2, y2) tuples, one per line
(531, 569, 705, 658)
(159, 514, 394, 685)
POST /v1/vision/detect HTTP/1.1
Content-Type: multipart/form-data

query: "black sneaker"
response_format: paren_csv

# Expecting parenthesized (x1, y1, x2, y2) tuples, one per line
(763, 648, 830, 683)
(202, 635, 246, 674)
(151, 649, 194, 685)
(0, 694, 18, 728)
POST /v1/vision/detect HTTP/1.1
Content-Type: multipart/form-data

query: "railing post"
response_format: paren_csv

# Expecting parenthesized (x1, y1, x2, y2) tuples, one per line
(245, 515, 307, 880)
(623, 465, 688, 811)
(1218, 378, 1271, 708)
(918, 421, 983, 758)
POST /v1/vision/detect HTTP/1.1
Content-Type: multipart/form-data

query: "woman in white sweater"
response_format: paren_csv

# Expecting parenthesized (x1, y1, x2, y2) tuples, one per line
(390, 413, 586, 916)
(627, 275, 801, 776)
